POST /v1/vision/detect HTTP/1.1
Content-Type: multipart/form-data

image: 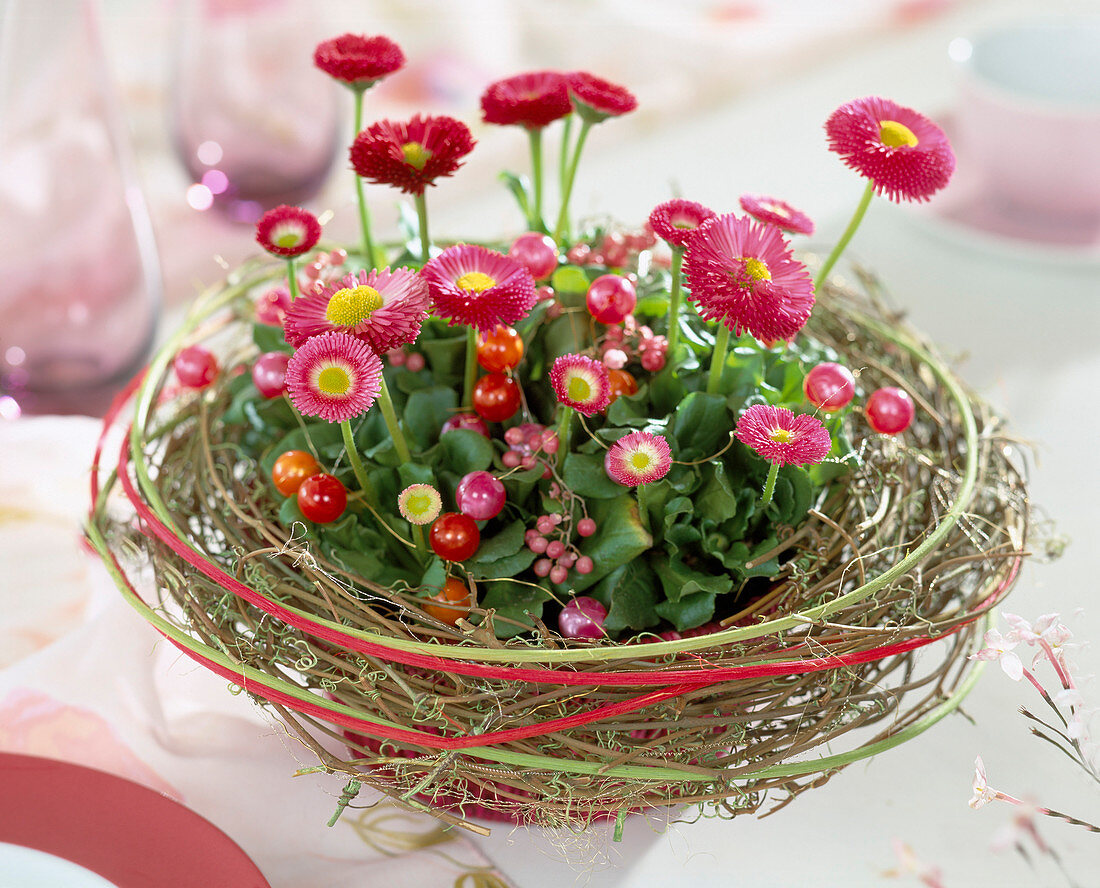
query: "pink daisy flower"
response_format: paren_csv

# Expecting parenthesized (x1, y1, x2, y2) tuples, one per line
(283, 267, 428, 353)
(825, 96, 955, 203)
(350, 114, 476, 196)
(313, 34, 405, 88)
(255, 205, 322, 258)
(481, 70, 572, 129)
(734, 404, 831, 467)
(398, 483, 442, 526)
(648, 199, 717, 249)
(604, 431, 672, 486)
(550, 354, 610, 416)
(567, 72, 637, 122)
(421, 245, 537, 331)
(738, 194, 815, 236)
(285, 331, 383, 423)
(683, 213, 815, 343)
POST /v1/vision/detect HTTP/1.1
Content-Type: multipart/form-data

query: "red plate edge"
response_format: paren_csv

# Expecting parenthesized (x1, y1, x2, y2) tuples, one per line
(0, 753, 270, 888)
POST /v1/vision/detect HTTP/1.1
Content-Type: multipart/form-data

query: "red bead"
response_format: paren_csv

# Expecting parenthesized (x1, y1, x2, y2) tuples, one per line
(585, 274, 636, 325)
(866, 386, 915, 435)
(803, 362, 855, 411)
(441, 412, 490, 438)
(252, 351, 290, 398)
(472, 373, 521, 423)
(558, 597, 607, 639)
(296, 473, 347, 523)
(174, 346, 219, 389)
(455, 470, 506, 521)
(508, 232, 558, 280)
(428, 512, 481, 562)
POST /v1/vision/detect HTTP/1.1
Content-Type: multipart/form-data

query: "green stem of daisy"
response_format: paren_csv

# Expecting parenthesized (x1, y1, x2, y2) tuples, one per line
(411, 523, 427, 556)
(353, 88, 377, 268)
(553, 118, 592, 244)
(636, 481, 651, 532)
(814, 179, 874, 293)
(558, 114, 574, 235)
(706, 323, 731, 394)
(414, 192, 431, 265)
(555, 408, 574, 472)
(377, 375, 411, 464)
(527, 127, 545, 232)
(760, 461, 780, 508)
(340, 419, 377, 504)
(462, 326, 478, 411)
(285, 258, 300, 301)
(667, 247, 685, 359)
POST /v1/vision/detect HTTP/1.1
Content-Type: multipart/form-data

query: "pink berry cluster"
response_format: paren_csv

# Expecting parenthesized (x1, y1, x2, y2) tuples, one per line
(385, 345, 426, 372)
(525, 492, 596, 585)
(300, 248, 349, 291)
(599, 315, 669, 373)
(501, 423, 558, 478)
(565, 225, 657, 268)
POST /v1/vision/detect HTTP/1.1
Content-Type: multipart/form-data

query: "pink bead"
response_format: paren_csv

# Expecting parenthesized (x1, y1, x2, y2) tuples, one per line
(329, 249, 348, 265)
(566, 244, 590, 264)
(546, 540, 565, 559)
(455, 470, 506, 521)
(541, 433, 559, 455)
(528, 535, 548, 554)
(536, 286, 555, 302)
(508, 232, 558, 280)
(586, 274, 637, 325)
(600, 233, 629, 267)
(502, 450, 522, 468)
(602, 348, 628, 369)
(558, 596, 607, 639)
(576, 517, 597, 537)
(254, 286, 292, 326)
(533, 558, 552, 578)
(536, 516, 553, 534)
(405, 353, 425, 372)
(575, 555, 594, 574)
(803, 362, 856, 411)
(387, 348, 407, 367)
(558, 552, 576, 569)
(866, 386, 915, 435)
(640, 349, 665, 372)
(549, 565, 568, 584)
(174, 346, 218, 389)
(441, 413, 490, 439)
(251, 351, 290, 398)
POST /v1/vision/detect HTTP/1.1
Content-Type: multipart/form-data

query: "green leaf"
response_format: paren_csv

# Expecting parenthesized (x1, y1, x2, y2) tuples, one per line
(669, 391, 731, 458)
(278, 494, 307, 527)
(716, 535, 780, 579)
(420, 333, 467, 388)
(655, 590, 716, 631)
(469, 520, 526, 565)
(541, 312, 587, 362)
(478, 581, 552, 639)
(419, 557, 447, 593)
(634, 293, 670, 316)
(562, 452, 624, 499)
(593, 560, 660, 633)
(498, 170, 531, 218)
(652, 556, 734, 601)
(572, 495, 653, 592)
(550, 265, 590, 295)
(437, 429, 494, 476)
(404, 386, 458, 451)
(696, 460, 739, 524)
(252, 322, 292, 354)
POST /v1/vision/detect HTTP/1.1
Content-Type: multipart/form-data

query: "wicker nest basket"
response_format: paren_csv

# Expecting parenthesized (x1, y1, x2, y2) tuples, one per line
(87, 257, 1029, 834)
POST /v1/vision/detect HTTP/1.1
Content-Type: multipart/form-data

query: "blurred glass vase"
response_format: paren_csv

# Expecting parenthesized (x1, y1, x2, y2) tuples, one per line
(0, 0, 161, 418)
(170, 0, 341, 223)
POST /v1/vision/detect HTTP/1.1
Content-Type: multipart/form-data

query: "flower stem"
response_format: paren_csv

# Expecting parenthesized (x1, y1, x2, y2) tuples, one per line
(636, 481, 650, 531)
(558, 114, 573, 235)
(706, 323, 731, 394)
(814, 179, 874, 293)
(555, 408, 574, 472)
(286, 258, 300, 301)
(667, 247, 685, 359)
(340, 419, 376, 504)
(411, 523, 427, 556)
(462, 326, 478, 410)
(553, 118, 592, 244)
(352, 89, 377, 268)
(760, 461, 780, 508)
(377, 375, 411, 463)
(527, 127, 545, 231)
(414, 192, 431, 265)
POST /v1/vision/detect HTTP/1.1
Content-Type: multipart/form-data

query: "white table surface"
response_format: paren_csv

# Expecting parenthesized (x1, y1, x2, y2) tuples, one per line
(4, 0, 1098, 886)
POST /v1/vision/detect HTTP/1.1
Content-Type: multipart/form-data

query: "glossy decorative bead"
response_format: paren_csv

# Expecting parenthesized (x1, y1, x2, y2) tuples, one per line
(585, 274, 636, 324)
(558, 596, 607, 639)
(508, 232, 558, 280)
(174, 346, 218, 389)
(252, 351, 290, 398)
(866, 386, 915, 435)
(803, 362, 855, 411)
(455, 470, 506, 521)
(441, 413, 490, 438)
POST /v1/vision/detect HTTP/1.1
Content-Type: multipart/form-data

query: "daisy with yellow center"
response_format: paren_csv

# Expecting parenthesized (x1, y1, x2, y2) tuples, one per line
(735, 403, 832, 507)
(285, 331, 383, 423)
(604, 431, 673, 487)
(398, 483, 443, 525)
(550, 354, 611, 417)
(283, 268, 429, 354)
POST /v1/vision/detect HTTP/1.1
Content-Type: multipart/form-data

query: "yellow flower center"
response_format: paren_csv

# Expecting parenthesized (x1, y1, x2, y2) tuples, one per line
(672, 220, 695, 229)
(401, 141, 432, 170)
(456, 271, 497, 292)
(406, 492, 432, 515)
(325, 285, 384, 327)
(742, 257, 772, 282)
(274, 229, 303, 248)
(879, 120, 919, 148)
(768, 428, 793, 443)
(630, 451, 653, 471)
(317, 366, 352, 395)
(567, 375, 592, 402)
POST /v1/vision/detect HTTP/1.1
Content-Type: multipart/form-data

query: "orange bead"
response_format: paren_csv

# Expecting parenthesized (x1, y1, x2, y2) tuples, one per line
(422, 577, 474, 626)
